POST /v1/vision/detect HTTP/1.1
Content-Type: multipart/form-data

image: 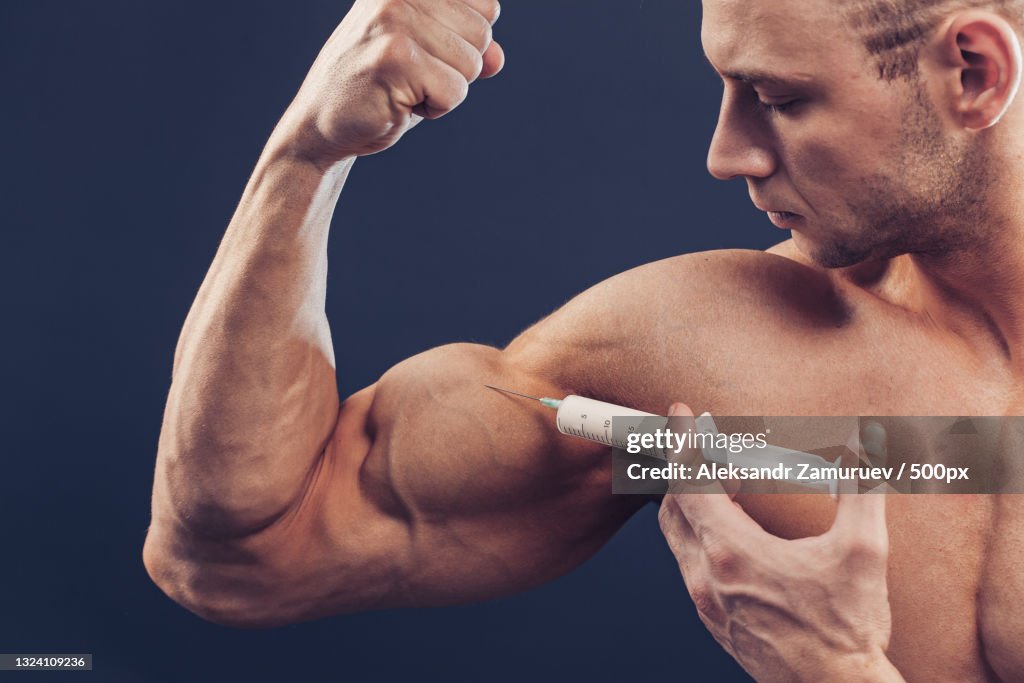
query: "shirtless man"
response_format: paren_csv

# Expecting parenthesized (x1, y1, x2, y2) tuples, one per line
(143, 0, 1024, 680)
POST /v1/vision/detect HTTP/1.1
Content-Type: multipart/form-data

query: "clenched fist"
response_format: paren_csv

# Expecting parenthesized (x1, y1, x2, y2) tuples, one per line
(275, 0, 504, 167)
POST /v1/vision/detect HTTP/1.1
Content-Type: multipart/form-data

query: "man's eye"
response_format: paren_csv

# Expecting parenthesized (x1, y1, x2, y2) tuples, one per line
(755, 98, 799, 115)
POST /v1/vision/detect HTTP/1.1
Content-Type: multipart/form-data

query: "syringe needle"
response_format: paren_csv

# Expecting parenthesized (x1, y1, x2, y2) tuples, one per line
(485, 385, 564, 409)
(484, 385, 542, 401)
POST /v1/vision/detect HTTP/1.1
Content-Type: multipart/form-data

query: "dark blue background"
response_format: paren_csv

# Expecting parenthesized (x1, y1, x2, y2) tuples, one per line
(3, 1, 773, 680)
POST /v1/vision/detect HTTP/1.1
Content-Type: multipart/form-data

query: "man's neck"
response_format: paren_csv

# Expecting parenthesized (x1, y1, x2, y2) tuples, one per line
(862, 223, 1024, 370)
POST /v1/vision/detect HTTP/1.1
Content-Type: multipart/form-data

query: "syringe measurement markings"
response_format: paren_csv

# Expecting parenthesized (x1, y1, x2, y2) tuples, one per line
(581, 425, 613, 445)
(559, 421, 667, 457)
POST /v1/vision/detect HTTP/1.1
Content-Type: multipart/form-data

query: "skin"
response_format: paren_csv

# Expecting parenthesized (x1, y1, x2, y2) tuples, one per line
(144, 0, 1024, 680)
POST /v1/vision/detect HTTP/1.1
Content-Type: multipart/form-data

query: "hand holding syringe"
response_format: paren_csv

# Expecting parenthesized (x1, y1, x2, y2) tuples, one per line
(486, 386, 843, 495)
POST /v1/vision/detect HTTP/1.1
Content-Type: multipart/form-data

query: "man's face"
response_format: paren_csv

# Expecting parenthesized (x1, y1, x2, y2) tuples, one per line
(701, 0, 987, 267)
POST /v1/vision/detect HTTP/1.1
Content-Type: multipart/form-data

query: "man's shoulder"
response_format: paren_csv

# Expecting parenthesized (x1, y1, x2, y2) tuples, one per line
(603, 239, 827, 289)
(626, 242, 849, 326)
(512, 243, 855, 412)
(526, 242, 852, 356)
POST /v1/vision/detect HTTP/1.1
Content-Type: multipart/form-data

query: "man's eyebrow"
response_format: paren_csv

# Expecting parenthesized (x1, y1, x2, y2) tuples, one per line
(723, 69, 816, 87)
(700, 47, 817, 87)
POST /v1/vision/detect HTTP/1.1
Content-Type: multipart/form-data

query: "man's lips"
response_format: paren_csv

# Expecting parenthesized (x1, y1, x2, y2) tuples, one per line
(765, 210, 802, 228)
(751, 199, 803, 227)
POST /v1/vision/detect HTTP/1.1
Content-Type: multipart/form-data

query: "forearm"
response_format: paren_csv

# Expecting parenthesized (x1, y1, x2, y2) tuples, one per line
(156, 133, 354, 538)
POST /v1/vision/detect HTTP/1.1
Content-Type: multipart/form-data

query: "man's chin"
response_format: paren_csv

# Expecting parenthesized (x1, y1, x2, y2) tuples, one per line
(792, 232, 872, 269)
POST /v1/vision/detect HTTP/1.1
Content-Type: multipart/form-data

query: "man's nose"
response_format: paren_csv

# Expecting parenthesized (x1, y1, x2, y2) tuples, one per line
(706, 98, 777, 181)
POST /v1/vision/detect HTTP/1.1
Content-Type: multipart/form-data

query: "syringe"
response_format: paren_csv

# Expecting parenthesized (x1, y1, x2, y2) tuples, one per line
(486, 385, 676, 456)
(486, 385, 842, 495)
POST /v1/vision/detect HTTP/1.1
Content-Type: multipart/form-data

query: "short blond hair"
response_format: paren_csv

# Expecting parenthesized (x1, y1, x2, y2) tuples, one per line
(844, 0, 1024, 80)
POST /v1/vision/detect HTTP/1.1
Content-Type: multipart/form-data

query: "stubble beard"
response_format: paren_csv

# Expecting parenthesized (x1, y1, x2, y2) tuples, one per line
(807, 81, 992, 269)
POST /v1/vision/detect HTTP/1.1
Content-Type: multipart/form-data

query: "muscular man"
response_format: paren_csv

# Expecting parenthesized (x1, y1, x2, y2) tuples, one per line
(143, 0, 1024, 680)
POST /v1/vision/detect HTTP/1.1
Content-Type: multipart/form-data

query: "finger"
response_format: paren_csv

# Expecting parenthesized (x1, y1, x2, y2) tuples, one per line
(695, 605, 737, 660)
(831, 483, 888, 538)
(457, 0, 501, 25)
(663, 406, 764, 542)
(480, 40, 504, 79)
(429, 0, 496, 52)
(660, 508, 731, 634)
(828, 488, 889, 574)
(664, 403, 744, 498)
(676, 491, 771, 553)
(684, 561, 733, 653)
(412, 21, 485, 82)
(830, 421, 889, 541)
(658, 494, 700, 572)
(662, 491, 739, 660)
(665, 403, 700, 470)
(861, 420, 888, 462)
(404, 51, 470, 119)
(407, 0, 493, 81)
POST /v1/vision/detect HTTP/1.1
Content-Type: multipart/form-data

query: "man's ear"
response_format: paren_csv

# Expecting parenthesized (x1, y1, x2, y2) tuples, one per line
(932, 10, 1022, 129)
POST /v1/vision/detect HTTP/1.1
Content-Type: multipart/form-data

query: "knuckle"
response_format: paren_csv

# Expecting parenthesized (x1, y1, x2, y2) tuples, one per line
(374, 32, 418, 68)
(704, 540, 741, 580)
(432, 77, 468, 114)
(445, 33, 482, 80)
(465, 49, 484, 80)
(482, 0, 501, 24)
(657, 501, 675, 531)
(453, 77, 470, 104)
(377, 0, 409, 20)
(846, 535, 888, 565)
(470, 18, 493, 50)
(687, 579, 716, 616)
(371, 0, 407, 33)
(449, 0, 494, 48)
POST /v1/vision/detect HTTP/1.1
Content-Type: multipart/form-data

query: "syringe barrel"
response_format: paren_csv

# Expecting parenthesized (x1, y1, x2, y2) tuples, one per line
(553, 395, 838, 495)
(554, 395, 669, 459)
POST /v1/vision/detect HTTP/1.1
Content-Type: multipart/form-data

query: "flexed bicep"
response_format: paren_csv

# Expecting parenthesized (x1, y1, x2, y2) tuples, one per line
(302, 343, 639, 615)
